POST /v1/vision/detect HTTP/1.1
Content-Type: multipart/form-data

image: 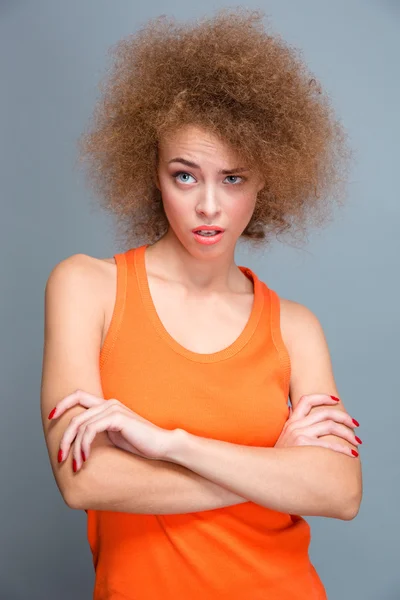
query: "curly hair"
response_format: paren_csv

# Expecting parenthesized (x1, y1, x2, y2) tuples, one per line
(77, 7, 351, 250)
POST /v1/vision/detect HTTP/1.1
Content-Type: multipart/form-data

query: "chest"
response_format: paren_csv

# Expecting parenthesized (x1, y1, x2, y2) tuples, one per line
(99, 254, 291, 447)
(149, 277, 255, 354)
(103, 274, 255, 355)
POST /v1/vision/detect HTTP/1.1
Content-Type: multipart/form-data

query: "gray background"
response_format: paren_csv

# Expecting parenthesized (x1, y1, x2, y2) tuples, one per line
(1, 1, 398, 598)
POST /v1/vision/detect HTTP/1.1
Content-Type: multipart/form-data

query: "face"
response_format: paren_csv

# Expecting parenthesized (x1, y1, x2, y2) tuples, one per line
(155, 125, 264, 256)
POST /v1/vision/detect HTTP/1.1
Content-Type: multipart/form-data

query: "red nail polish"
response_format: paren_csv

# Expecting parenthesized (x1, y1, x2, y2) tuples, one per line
(330, 395, 340, 402)
(81, 450, 86, 462)
(58, 449, 63, 463)
(355, 436, 362, 445)
(351, 449, 359, 457)
(352, 418, 360, 427)
(73, 459, 77, 473)
(48, 407, 56, 420)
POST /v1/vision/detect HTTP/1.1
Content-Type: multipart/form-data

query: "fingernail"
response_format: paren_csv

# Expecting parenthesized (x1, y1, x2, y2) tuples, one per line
(81, 450, 86, 462)
(351, 449, 359, 457)
(330, 395, 340, 402)
(73, 459, 77, 473)
(352, 418, 360, 427)
(355, 436, 362, 445)
(58, 449, 63, 463)
(48, 407, 56, 419)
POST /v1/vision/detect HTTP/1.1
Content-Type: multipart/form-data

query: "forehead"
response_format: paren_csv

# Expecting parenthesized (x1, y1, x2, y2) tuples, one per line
(158, 125, 238, 161)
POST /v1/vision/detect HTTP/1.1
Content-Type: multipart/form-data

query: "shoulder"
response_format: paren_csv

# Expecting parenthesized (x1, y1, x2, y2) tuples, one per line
(278, 295, 331, 372)
(45, 253, 117, 325)
(279, 297, 325, 350)
(46, 253, 115, 293)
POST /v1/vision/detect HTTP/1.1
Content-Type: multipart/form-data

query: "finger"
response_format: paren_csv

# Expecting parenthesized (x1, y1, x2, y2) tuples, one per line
(296, 437, 359, 458)
(48, 389, 105, 420)
(59, 400, 114, 461)
(296, 421, 361, 446)
(289, 407, 357, 432)
(74, 402, 140, 468)
(74, 411, 125, 472)
(289, 393, 341, 421)
(59, 399, 132, 462)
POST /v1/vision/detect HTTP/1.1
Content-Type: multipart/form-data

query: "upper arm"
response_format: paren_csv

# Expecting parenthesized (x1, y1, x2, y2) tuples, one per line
(281, 300, 341, 410)
(280, 299, 362, 489)
(40, 253, 113, 509)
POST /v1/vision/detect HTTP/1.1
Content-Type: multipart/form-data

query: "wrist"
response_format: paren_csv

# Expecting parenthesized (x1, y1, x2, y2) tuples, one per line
(163, 428, 191, 464)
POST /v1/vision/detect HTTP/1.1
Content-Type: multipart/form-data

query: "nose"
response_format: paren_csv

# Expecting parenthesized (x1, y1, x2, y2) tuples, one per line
(195, 186, 221, 220)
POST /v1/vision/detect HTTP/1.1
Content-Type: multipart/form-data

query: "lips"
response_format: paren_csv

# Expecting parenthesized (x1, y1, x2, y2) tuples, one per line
(192, 229, 224, 245)
(192, 226, 225, 233)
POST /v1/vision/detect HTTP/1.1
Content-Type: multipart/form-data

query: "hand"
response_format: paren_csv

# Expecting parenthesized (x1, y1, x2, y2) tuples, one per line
(48, 389, 175, 472)
(274, 393, 361, 457)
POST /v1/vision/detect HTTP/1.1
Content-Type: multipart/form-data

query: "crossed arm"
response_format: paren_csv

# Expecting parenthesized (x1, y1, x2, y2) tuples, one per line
(158, 302, 362, 519)
(82, 303, 361, 519)
(41, 257, 362, 520)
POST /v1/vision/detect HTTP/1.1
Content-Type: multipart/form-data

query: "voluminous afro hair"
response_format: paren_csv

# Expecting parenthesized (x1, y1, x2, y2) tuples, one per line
(78, 7, 351, 249)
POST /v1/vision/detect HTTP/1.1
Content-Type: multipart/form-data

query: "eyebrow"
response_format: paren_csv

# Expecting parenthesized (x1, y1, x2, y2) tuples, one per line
(168, 157, 249, 174)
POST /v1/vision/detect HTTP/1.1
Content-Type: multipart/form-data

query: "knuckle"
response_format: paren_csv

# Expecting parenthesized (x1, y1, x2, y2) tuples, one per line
(326, 407, 339, 417)
(335, 445, 346, 455)
(297, 435, 308, 445)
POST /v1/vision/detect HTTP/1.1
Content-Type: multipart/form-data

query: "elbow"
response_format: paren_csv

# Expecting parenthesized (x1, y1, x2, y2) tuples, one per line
(63, 466, 103, 510)
(319, 477, 362, 521)
(341, 495, 362, 521)
(337, 486, 362, 521)
(62, 479, 91, 511)
(331, 458, 363, 521)
(63, 488, 83, 510)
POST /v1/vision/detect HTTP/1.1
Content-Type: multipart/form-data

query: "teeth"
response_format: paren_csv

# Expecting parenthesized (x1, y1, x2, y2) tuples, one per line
(196, 230, 219, 236)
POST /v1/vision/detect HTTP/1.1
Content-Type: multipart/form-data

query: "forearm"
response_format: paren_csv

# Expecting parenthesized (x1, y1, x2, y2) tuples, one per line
(166, 430, 362, 520)
(72, 442, 248, 514)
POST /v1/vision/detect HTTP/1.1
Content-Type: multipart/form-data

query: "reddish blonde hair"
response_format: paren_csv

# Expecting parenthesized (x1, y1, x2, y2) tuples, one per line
(78, 7, 351, 249)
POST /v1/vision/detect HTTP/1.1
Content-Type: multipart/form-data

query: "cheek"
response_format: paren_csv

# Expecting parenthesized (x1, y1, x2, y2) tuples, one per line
(229, 194, 257, 223)
(160, 190, 187, 225)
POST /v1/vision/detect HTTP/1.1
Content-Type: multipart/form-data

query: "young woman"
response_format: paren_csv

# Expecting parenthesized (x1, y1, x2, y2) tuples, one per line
(41, 8, 362, 599)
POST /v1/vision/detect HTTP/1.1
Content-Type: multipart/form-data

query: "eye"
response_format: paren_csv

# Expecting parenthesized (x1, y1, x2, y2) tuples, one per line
(224, 175, 245, 185)
(173, 171, 196, 184)
(172, 171, 246, 185)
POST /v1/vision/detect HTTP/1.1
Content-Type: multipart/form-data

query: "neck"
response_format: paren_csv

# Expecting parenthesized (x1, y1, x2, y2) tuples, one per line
(145, 229, 248, 293)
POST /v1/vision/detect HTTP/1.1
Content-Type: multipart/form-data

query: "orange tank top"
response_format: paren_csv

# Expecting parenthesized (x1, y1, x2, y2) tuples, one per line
(86, 243, 327, 599)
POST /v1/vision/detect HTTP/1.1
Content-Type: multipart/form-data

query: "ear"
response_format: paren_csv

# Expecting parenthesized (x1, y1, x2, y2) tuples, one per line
(256, 175, 265, 193)
(154, 169, 161, 191)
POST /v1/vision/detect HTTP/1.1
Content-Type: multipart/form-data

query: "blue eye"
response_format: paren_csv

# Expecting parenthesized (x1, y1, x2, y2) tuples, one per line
(173, 171, 245, 185)
(173, 172, 196, 184)
(225, 175, 244, 185)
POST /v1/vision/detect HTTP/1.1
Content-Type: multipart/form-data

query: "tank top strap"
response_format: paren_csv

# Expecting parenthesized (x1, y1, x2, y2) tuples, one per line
(124, 244, 141, 274)
(99, 247, 134, 369)
(267, 287, 291, 398)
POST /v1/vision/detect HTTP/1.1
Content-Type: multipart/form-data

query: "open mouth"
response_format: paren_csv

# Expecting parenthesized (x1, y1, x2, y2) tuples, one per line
(194, 230, 222, 236)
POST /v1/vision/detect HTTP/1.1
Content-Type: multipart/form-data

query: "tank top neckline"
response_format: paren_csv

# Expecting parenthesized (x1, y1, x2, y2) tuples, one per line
(131, 243, 265, 363)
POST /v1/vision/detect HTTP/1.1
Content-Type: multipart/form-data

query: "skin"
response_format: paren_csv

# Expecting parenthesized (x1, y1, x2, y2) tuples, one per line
(150, 124, 265, 294)
(43, 124, 362, 518)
